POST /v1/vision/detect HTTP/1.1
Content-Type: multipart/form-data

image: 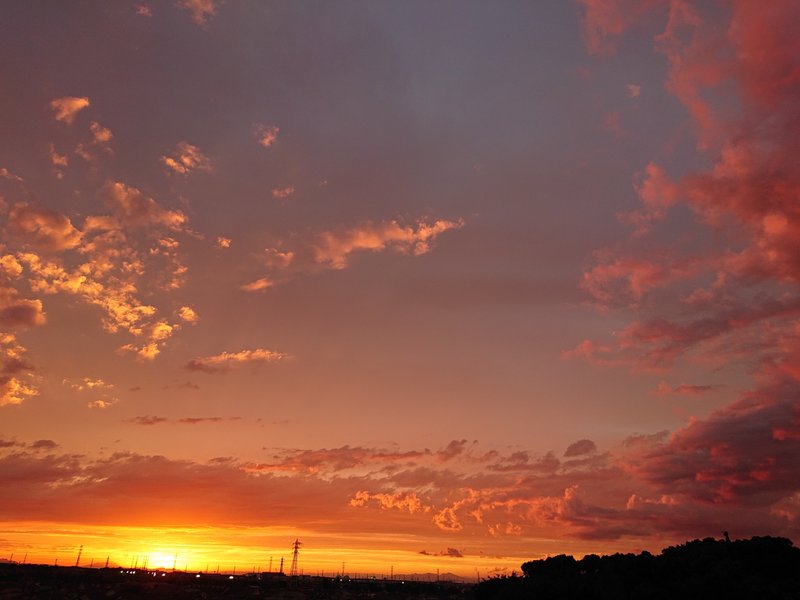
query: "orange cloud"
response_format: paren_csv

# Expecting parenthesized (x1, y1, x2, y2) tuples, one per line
(86, 398, 118, 409)
(240, 278, 272, 292)
(177, 306, 198, 323)
(0, 333, 38, 407)
(216, 236, 231, 249)
(50, 96, 90, 125)
(350, 491, 430, 514)
(160, 142, 212, 175)
(255, 124, 279, 148)
(313, 218, 464, 270)
(271, 186, 295, 199)
(102, 181, 187, 230)
(176, 0, 219, 26)
(1, 254, 46, 329)
(47, 143, 68, 171)
(186, 348, 287, 374)
(7, 204, 82, 252)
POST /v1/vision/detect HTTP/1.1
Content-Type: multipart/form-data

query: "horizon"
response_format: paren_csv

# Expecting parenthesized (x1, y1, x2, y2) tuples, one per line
(1, 0, 798, 580)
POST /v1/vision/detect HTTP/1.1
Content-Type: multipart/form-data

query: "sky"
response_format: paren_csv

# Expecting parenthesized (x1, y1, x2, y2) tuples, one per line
(1, 0, 799, 578)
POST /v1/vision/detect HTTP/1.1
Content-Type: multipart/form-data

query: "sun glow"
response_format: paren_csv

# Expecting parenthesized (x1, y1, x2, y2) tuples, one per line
(0, 521, 525, 578)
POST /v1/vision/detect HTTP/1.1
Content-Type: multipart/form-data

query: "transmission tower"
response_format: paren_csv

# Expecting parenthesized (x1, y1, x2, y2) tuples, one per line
(289, 539, 302, 577)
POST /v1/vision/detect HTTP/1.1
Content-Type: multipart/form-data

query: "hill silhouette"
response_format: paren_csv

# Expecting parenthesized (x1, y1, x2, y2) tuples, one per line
(475, 536, 800, 600)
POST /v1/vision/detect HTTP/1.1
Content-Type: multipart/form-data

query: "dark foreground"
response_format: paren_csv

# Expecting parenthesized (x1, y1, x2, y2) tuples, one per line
(0, 567, 469, 600)
(476, 536, 800, 600)
(3, 537, 799, 599)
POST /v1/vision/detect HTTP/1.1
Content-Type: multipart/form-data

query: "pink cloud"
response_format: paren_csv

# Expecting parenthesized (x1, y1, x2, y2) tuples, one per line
(314, 218, 464, 270)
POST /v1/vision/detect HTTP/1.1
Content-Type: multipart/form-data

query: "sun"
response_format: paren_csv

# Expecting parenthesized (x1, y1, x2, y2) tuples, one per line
(145, 551, 179, 571)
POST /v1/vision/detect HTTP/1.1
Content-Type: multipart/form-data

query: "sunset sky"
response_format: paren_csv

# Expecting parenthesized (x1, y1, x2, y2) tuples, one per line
(2, 0, 799, 577)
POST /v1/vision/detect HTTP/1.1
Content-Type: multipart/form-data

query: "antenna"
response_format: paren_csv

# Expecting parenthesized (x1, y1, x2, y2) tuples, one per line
(269, 556, 273, 573)
(105, 556, 110, 569)
(75, 545, 83, 567)
(289, 539, 302, 577)
(279, 557, 284, 574)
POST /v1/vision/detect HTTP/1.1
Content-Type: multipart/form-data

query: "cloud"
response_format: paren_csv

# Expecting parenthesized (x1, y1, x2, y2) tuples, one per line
(263, 249, 294, 269)
(89, 121, 113, 148)
(48, 143, 68, 174)
(126, 415, 168, 426)
(626, 83, 641, 98)
(126, 415, 239, 425)
(0, 376, 38, 408)
(87, 399, 118, 409)
(177, 417, 239, 424)
(177, 306, 198, 324)
(271, 186, 295, 200)
(567, 0, 800, 540)
(654, 381, 719, 397)
(30, 439, 58, 451)
(255, 124, 279, 148)
(564, 439, 598, 457)
(63, 377, 113, 392)
(0, 433, 796, 544)
(8, 176, 195, 362)
(419, 548, 464, 557)
(626, 380, 800, 505)
(176, 0, 219, 26)
(1, 255, 46, 329)
(215, 236, 231, 249)
(240, 278, 272, 292)
(350, 491, 429, 514)
(102, 180, 187, 230)
(50, 97, 90, 125)
(7, 204, 82, 252)
(160, 142, 212, 175)
(186, 348, 287, 374)
(135, 5, 152, 17)
(313, 218, 464, 270)
(0, 168, 23, 184)
(0, 333, 38, 407)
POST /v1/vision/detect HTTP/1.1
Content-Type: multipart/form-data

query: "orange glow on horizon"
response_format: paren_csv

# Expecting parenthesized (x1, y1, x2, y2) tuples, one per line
(0, 521, 532, 579)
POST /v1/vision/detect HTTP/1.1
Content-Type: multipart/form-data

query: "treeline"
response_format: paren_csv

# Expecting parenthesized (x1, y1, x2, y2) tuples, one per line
(475, 536, 800, 599)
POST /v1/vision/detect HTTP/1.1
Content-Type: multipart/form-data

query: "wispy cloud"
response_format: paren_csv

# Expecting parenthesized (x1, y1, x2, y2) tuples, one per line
(186, 348, 287, 374)
(240, 278, 272, 292)
(313, 218, 464, 270)
(160, 142, 212, 176)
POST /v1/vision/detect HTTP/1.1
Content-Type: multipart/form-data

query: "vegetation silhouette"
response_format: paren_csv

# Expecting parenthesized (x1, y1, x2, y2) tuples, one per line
(475, 536, 800, 599)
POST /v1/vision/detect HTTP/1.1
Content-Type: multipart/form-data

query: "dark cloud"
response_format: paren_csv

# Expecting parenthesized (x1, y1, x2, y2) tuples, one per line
(564, 439, 597, 457)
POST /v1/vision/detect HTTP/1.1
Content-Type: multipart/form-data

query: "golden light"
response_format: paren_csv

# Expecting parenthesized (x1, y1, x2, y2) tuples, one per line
(145, 551, 178, 570)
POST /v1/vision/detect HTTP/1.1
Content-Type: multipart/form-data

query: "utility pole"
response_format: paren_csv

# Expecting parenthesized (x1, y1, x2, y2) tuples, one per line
(75, 545, 83, 567)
